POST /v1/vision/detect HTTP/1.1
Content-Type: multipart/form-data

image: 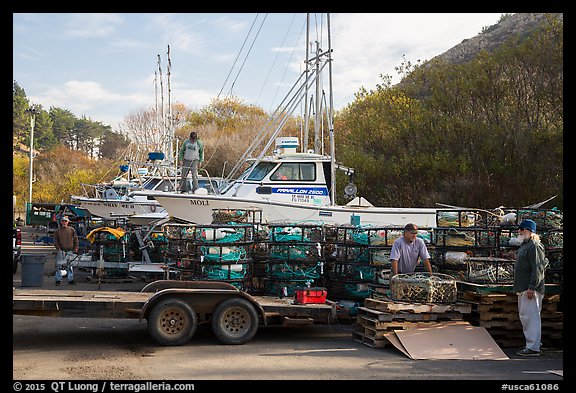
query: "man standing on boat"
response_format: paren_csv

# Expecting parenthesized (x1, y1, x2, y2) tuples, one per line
(390, 223, 433, 276)
(178, 131, 204, 193)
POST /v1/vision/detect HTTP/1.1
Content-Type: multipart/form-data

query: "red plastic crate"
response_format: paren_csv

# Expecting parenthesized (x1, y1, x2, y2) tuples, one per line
(294, 287, 328, 304)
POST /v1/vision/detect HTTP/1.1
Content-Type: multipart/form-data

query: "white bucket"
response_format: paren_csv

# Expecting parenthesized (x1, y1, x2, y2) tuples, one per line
(203, 228, 235, 241)
(500, 212, 517, 226)
(220, 264, 244, 272)
(207, 246, 232, 255)
(444, 251, 469, 265)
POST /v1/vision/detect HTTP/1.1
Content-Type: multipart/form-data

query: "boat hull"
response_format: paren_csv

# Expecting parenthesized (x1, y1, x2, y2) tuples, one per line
(152, 193, 438, 227)
(71, 196, 167, 222)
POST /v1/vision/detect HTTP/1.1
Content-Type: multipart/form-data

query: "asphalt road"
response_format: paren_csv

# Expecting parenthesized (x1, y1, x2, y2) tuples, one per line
(12, 226, 565, 384)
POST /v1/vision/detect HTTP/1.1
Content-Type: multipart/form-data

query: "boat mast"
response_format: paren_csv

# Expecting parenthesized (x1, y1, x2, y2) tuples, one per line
(166, 44, 174, 164)
(327, 13, 336, 206)
(313, 38, 322, 155)
(302, 13, 310, 153)
(157, 54, 165, 155)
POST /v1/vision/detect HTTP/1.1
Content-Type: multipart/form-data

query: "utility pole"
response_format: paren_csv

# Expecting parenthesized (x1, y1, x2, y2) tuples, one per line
(25, 106, 39, 205)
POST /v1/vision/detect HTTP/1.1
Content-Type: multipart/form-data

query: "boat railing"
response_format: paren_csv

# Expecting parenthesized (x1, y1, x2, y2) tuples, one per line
(78, 182, 136, 200)
(198, 168, 221, 195)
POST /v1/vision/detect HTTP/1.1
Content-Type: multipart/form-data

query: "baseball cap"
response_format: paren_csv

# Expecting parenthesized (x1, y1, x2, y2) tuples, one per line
(518, 219, 536, 233)
(404, 223, 418, 232)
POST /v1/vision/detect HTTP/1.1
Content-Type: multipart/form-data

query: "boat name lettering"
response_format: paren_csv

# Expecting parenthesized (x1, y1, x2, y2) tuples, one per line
(121, 204, 134, 208)
(103, 203, 119, 207)
(319, 211, 332, 217)
(189, 199, 209, 206)
(273, 187, 328, 196)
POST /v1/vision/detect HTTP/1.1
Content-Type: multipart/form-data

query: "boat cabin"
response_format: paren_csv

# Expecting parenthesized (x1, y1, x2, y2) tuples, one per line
(221, 137, 333, 206)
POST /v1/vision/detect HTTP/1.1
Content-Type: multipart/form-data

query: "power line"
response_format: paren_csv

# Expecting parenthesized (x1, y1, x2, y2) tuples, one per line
(218, 14, 261, 99)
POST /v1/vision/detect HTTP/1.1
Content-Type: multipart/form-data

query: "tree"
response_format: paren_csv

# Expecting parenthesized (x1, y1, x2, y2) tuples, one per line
(12, 81, 29, 146)
(32, 146, 116, 203)
(335, 14, 562, 209)
(49, 107, 77, 149)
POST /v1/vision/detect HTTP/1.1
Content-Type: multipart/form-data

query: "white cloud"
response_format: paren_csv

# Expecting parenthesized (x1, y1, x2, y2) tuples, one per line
(62, 13, 124, 38)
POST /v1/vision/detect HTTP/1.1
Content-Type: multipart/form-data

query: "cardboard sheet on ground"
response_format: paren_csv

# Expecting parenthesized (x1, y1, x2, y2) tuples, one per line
(384, 321, 509, 360)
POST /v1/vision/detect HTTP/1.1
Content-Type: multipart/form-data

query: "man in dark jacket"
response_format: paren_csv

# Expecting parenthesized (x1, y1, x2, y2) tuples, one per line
(513, 219, 547, 357)
(53, 216, 79, 285)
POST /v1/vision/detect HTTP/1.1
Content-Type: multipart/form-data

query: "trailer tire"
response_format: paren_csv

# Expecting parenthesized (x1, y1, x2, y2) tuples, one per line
(212, 297, 259, 345)
(147, 298, 197, 346)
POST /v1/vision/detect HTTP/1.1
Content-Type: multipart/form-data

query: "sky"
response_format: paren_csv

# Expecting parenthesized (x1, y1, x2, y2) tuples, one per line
(13, 13, 506, 132)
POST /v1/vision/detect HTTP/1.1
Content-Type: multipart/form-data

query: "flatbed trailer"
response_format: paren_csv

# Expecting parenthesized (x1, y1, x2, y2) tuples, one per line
(13, 280, 336, 346)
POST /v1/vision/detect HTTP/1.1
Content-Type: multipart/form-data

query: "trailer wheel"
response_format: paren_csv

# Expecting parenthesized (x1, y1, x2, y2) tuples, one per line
(147, 298, 198, 346)
(212, 297, 259, 345)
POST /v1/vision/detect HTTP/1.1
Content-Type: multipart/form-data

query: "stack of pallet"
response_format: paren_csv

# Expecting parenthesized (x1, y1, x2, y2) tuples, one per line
(460, 290, 563, 348)
(353, 296, 472, 349)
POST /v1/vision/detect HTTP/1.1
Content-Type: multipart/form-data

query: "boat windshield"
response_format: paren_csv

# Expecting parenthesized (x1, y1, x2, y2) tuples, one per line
(143, 178, 162, 190)
(245, 162, 277, 181)
(270, 163, 316, 181)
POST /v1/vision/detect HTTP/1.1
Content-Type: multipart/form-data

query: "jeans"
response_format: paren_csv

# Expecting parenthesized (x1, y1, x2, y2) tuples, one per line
(180, 159, 199, 192)
(56, 250, 75, 282)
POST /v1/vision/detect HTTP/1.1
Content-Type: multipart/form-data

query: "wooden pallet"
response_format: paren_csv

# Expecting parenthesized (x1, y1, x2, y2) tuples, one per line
(470, 310, 520, 322)
(358, 307, 464, 323)
(363, 297, 471, 314)
(352, 330, 391, 348)
(452, 287, 563, 350)
(457, 282, 562, 295)
(355, 295, 470, 351)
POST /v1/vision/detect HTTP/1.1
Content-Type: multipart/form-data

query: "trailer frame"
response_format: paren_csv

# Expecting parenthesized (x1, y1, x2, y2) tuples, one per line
(13, 280, 336, 346)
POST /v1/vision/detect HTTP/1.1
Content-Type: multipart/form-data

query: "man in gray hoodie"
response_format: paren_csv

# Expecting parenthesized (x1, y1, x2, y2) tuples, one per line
(178, 131, 204, 193)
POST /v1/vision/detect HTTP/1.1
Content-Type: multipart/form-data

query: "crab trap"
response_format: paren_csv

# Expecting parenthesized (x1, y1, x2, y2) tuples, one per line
(433, 227, 497, 248)
(332, 225, 405, 246)
(500, 207, 563, 230)
(267, 222, 325, 243)
(390, 272, 457, 304)
(211, 207, 263, 225)
(464, 257, 515, 284)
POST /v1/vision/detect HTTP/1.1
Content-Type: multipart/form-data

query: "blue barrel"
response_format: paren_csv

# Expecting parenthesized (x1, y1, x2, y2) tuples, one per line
(148, 152, 165, 161)
(20, 254, 46, 287)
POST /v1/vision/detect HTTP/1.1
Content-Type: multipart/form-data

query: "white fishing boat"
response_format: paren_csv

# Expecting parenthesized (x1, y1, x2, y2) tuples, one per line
(71, 158, 222, 225)
(134, 13, 438, 227)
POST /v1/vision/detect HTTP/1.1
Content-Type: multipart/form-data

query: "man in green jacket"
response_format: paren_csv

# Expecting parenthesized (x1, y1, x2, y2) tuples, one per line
(513, 219, 548, 357)
(178, 131, 204, 193)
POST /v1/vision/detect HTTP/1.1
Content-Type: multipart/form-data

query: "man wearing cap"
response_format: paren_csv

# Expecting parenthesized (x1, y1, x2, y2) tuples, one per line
(513, 219, 548, 357)
(390, 223, 433, 276)
(53, 216, 79, 285)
